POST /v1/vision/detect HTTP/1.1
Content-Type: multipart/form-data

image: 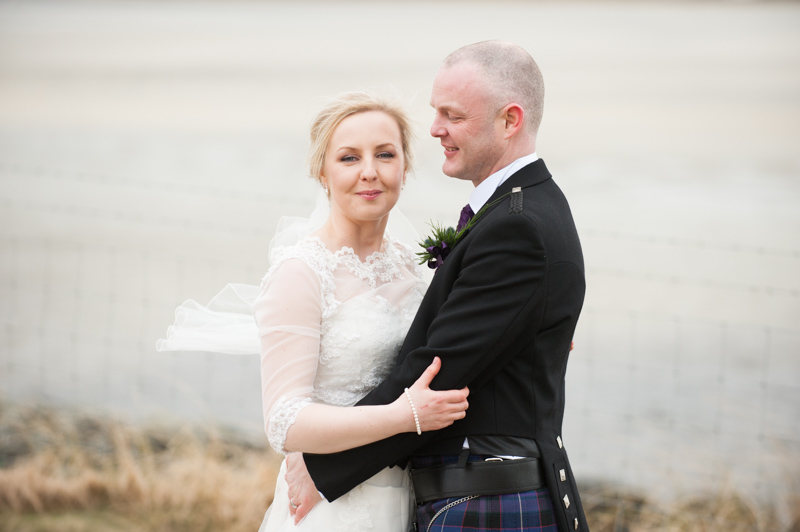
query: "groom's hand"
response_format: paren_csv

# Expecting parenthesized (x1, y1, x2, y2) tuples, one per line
(285, 452, 322, 524)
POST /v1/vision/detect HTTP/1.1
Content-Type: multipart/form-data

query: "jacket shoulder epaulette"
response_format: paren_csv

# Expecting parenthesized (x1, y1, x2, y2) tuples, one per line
(509, 187, 523, 214)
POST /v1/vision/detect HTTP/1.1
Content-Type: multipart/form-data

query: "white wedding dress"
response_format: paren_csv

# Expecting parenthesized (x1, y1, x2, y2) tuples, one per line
(255, 234, 425, 532)
(157, 194, 428, 531)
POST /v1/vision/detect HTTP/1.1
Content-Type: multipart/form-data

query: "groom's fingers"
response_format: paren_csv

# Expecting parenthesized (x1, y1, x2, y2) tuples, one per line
(293, 503, 303, 523)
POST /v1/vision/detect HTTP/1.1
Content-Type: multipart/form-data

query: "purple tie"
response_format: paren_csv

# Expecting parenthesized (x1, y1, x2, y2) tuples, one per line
(456, 204, 475, 232)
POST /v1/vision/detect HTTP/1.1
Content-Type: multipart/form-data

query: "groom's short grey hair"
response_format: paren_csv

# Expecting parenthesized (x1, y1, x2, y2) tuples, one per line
(442, 40, 545, 135)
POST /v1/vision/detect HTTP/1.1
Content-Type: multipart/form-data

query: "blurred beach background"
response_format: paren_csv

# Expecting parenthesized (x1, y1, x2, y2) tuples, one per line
(1, 0, 799, 530)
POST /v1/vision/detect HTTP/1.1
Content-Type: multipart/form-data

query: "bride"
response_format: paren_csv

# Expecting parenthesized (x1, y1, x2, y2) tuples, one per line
(159, 91, 469, 531)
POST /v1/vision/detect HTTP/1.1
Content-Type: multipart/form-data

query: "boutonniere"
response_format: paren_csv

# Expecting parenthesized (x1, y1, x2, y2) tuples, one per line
(416, 192, 512, 270)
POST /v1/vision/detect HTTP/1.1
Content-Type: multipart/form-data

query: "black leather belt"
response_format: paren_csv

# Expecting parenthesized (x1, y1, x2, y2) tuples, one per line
(411, 457, 546, 504)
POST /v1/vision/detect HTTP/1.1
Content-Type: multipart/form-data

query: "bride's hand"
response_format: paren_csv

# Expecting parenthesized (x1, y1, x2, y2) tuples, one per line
(403, 357, 469, 432)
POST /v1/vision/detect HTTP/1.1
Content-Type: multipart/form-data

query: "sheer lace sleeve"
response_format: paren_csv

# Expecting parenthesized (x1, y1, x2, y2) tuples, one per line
(254, 257, 322, 454)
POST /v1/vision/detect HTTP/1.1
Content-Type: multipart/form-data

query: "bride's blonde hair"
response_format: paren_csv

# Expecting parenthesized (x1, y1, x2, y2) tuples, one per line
(308, 91, 414, 185)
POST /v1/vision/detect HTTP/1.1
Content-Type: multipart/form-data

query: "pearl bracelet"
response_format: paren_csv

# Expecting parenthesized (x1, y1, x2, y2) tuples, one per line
(404, 387, 422, 435)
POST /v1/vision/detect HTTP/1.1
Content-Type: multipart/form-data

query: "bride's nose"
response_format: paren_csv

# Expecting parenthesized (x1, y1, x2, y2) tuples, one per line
(360, 160, 378, 181)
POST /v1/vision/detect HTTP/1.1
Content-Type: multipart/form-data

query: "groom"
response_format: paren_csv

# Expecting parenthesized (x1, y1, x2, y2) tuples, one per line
(290, 40, 588, 531)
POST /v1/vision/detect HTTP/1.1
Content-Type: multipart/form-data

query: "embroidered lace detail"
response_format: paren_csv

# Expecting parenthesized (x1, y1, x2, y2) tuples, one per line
(312, 291, 421, 407)
(327, 238, 403, 290)
(267, 397, 313, 455)
(337, 484, 373, 531)
(260, 233, 426, 455)
(262, 235, 420, 320)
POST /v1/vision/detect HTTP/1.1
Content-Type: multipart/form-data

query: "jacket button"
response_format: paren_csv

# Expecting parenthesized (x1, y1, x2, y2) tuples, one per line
(563, 494, 570, 509)
(560, 469, 566, 482)
(574, 517, 579, 529)
(557, 435, 563, 449)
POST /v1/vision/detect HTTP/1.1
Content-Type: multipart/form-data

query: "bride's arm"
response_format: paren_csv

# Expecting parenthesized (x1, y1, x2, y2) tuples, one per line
(255, 258, 468, 455)
(284, 356, 466, 453)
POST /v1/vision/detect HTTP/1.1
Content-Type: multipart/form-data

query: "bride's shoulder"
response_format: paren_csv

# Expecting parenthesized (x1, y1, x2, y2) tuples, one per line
(386, 235, 413, 258)
(270, 236, 328, 264)
(385, 235, 424, 276)
(262, 237, 331, 286)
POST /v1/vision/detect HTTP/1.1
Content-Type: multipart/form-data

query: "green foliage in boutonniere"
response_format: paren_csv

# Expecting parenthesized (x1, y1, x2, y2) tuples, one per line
(417, 192, 511, 270)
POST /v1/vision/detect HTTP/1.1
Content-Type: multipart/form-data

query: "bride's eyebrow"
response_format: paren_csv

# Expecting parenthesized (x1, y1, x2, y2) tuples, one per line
(334, 143, 396, 152)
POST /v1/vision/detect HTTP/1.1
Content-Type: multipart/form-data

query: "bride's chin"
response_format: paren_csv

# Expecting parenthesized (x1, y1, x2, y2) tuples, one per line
(353, 204, 395, 220)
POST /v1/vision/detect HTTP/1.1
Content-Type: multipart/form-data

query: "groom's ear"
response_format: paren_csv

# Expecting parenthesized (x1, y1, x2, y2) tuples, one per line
(500, 103, 525, 139)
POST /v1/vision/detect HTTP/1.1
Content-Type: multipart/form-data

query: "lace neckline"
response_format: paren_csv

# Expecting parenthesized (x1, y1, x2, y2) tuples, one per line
(306, 234, 399, 267)
(295, 234, 405, 292)
(264, 230, 422, 322)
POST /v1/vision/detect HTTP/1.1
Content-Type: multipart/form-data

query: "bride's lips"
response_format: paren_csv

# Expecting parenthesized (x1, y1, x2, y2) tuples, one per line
(356, 190, 382, 200)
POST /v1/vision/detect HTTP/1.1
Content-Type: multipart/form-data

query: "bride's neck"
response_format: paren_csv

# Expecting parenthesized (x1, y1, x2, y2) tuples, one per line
(317, 215, 387, 261)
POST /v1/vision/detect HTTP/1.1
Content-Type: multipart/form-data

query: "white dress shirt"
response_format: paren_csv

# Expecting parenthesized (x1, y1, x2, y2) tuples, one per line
(467, 152, 539, 214)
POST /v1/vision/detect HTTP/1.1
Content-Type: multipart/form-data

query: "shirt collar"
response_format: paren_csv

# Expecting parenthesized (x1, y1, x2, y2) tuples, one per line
(468, 152, 539, 213)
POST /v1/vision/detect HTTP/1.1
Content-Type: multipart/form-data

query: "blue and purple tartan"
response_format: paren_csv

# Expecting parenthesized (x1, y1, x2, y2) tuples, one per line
(411, 455, 557, 532)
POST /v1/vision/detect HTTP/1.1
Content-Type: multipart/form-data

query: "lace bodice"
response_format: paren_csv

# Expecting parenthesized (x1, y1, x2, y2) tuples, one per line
(254, 235, 426, 454)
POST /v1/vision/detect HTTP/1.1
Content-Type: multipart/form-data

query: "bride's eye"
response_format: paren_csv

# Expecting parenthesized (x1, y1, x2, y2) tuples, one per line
(340, 155, 358, 162)
(377, 152, 395, 159)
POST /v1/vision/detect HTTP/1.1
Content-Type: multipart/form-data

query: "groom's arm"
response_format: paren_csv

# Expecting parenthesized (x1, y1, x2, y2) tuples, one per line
(304, 214, 549, 501)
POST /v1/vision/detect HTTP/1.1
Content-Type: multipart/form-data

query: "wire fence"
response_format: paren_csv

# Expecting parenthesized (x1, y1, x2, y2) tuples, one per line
(566, 308, 799, 500)
(1, 157, 799, 505)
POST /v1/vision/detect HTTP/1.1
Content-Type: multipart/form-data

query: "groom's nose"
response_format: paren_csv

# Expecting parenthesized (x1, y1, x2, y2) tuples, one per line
(431, 116, 446, 138)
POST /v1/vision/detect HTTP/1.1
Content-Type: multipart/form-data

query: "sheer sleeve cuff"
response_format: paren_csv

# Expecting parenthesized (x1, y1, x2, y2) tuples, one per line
(267, 396, 314, 455)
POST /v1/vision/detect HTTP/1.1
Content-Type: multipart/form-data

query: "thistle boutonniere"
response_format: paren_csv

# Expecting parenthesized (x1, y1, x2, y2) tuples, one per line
(417, 192, 511, 270)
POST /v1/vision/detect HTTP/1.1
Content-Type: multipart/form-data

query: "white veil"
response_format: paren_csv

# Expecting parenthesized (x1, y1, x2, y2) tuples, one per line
(156, 190, 424, 355)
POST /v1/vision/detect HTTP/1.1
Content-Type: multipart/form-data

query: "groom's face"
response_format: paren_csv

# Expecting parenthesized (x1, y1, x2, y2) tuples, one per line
(430, 62, 505, 185)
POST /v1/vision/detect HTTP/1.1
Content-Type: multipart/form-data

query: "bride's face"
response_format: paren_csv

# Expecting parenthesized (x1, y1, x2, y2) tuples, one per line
(321, 111, 405, 227)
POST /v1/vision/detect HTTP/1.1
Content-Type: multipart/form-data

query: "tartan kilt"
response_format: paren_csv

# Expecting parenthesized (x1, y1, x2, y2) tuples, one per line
(416, 488, 558, 532)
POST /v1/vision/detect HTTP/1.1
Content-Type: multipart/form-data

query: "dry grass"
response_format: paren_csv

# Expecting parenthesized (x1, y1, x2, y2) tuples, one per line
(0, 403, 281, 532)
(1, 402, 798, 531)
(580, 482, 800, 532)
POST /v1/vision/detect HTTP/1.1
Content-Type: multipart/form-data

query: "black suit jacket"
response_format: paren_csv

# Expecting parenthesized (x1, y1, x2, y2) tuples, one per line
(305, 159, 588, 531)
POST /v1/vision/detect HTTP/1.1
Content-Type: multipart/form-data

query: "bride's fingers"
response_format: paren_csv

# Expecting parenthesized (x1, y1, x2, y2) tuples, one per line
(452, 390, 469, 404)
(446, 393, 469, 408)
(436, 389, 469, 405)
(414, 356, 442, 389)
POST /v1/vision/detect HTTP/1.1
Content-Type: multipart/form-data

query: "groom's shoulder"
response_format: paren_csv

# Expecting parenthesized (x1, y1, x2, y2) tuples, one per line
(473, 199, 544, 245)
